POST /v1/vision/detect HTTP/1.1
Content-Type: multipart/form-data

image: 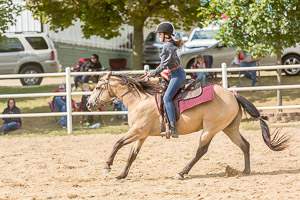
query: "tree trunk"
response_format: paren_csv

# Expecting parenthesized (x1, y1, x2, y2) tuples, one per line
(276, 51, 282, 110)
(132, 25, 144, 70)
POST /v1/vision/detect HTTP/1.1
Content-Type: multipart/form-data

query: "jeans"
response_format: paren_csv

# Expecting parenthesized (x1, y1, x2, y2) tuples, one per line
(164, 67, 186, 122)
(117, 103, 127, 120)
(74, 75, 90, 88)
(3, 121, 20, 134)
(54, 97, 67, 125)
(240, 62, 256, 86)
(196, 72, 209, 86)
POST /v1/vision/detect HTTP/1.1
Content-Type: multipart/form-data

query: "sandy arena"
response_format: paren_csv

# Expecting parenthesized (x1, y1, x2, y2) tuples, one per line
(0, 128, 299, 199)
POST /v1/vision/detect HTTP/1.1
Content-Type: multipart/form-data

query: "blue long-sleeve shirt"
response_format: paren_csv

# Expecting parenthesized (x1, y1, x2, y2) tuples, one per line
(150, 41, 180, 77)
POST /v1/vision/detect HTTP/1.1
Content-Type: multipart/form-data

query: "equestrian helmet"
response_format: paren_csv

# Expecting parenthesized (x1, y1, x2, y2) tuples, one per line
(155, 22, 175, 35)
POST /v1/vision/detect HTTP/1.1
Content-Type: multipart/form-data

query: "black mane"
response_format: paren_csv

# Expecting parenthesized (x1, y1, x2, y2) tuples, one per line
(111, 74, 160, 96)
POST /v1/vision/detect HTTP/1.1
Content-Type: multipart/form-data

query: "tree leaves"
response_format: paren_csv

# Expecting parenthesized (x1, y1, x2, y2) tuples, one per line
(0, 0, 22, 37)
(201, 0, 300, 58)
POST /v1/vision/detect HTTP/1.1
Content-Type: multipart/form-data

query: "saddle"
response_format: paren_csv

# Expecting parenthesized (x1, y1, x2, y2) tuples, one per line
(155, 78, 203, 139)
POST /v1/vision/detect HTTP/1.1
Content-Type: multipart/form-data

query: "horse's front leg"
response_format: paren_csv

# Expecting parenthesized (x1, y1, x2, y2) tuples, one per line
(104, 128, 145, 174)
(115, 138, 146, 180)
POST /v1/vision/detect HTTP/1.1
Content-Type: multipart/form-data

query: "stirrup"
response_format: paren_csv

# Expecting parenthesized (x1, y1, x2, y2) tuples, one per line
(161, 132, 166, 137)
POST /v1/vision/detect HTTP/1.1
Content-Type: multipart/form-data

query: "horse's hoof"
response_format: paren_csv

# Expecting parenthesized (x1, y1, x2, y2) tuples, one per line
(103, 168, 111, 174)
(173, 174, 184, 180)
(114, 176, 122, 182)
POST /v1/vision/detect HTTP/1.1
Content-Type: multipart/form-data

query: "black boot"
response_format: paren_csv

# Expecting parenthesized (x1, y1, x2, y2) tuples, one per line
(170, 121, 178, 138)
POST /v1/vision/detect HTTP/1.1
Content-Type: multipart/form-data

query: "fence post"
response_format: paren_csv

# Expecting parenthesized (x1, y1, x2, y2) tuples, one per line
(65, 67, 72, 134)
(221, 63, 228, 88)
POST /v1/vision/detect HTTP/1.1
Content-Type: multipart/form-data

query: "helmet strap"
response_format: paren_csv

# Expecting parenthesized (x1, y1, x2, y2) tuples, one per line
(163, 33, 165, 42)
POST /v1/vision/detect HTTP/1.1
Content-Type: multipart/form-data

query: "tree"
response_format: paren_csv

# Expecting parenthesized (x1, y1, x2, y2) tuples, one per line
(200, 0, 300, 106)
(26, 0, 208, 69)
(0, 0, 22, 37)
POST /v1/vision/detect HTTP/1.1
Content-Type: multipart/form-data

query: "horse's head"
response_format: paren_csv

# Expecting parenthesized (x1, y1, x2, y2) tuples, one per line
(87, 72, 114, 111)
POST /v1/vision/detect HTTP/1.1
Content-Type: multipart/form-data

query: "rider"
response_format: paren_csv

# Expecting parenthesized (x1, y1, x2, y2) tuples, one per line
(146, 22, 186, 138)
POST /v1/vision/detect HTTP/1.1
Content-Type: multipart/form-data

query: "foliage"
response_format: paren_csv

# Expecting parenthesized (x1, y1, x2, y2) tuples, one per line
(199, 0, 300, 58)
(27, 0, 206, 38)
(25, 0, 209, 69)
(0, 0, 22, 37)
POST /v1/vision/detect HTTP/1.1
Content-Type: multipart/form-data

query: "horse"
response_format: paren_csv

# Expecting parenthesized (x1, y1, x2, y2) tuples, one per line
(86, 72, 289, 180)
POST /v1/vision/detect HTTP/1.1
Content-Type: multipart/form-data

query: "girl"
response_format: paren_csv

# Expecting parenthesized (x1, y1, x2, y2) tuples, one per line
(193, 54, 208, 85)
(147, 22, 186, 138)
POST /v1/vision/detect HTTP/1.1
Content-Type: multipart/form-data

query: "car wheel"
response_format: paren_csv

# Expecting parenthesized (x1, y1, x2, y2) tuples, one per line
(20, 65, 43, 86)
(187, 58, 195, 69)
(282, 54, 300, 76)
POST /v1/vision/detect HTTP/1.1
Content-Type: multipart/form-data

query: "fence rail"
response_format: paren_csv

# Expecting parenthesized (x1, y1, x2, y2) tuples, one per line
(0, 64, 300, 134)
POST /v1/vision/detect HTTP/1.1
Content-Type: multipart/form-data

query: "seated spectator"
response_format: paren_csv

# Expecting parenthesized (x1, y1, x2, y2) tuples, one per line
(78, 83, 94, 127)
(192, 54, 209, 85)
(239, 51, 261, 86)
(112, 98, 128, 125)
(53, 84, 67, 128)
(2, 98, 22, 134)
(73, 54, 103, 91)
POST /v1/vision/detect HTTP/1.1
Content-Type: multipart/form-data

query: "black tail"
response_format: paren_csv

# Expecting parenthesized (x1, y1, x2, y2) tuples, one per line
(234, 94, 289, 151)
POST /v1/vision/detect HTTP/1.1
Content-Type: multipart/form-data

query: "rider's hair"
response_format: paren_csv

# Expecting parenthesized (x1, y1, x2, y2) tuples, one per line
(164, 33, 184, 48)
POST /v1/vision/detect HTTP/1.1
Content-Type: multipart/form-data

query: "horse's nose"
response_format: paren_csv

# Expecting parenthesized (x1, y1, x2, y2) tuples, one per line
(86, 102, 91, 109)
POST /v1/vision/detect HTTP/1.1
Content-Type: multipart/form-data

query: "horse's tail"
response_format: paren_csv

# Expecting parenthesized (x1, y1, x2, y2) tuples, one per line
(234, 94, 289, 151)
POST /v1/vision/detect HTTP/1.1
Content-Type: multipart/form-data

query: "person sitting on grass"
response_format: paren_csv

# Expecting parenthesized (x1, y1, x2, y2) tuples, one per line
(2, 98, 22, 134)
(78, 83, 94, 127)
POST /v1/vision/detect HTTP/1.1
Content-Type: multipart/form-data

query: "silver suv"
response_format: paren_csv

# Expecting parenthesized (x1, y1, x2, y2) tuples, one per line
(0, 33, 61, 85)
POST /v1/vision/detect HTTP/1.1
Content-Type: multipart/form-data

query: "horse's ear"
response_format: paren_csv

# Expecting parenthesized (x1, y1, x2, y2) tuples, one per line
(107, 71, 113, 79)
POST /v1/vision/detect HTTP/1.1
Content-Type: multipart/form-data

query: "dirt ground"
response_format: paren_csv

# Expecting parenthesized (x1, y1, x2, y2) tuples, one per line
(0, 127, 299, 200)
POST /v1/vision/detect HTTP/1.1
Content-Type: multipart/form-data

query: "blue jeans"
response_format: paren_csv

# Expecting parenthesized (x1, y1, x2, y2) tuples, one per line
(164, 67, 186, 122)
(3, 121, 20, 134)
(240, 62, 256, 86)
(196, 72, 209, 86)
(74, 75, 90, 88)
(54, 97, 67, 125)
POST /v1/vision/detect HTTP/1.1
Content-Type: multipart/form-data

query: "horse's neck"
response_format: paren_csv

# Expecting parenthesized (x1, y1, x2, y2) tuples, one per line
(116, 87, 149, 111)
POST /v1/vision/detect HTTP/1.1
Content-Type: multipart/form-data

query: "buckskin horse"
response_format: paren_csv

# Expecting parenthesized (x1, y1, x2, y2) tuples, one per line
(86, 72, 288, 180)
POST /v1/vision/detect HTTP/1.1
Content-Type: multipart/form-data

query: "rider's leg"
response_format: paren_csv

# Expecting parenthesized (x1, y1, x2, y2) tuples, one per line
(163, 67, 186, 138)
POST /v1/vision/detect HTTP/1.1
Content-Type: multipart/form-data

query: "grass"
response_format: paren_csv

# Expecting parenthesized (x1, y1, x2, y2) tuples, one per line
(0, 73, 300, 137)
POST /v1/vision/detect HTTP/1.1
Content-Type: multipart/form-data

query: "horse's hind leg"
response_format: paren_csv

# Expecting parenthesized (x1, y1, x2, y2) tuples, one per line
(115, 138, 146, 180)
(223, 116, 250, 174)
(174, 130, 215, 179)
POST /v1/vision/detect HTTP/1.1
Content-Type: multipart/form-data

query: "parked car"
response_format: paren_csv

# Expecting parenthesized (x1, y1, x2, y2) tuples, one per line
(0, 32, 61, 85)
(179, 26, 300, 75)
(181, 26, 219, 52)
(142, 31, 188, 69)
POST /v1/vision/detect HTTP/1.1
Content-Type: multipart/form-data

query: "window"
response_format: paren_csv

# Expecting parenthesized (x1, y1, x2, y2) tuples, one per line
(0, 38, 24, 52)
(25, 37, 48, 50)
(191, 30, 218, 41)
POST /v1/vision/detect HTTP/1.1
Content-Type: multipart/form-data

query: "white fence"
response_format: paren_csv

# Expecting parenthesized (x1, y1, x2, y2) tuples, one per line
(1, 64, 300, 134)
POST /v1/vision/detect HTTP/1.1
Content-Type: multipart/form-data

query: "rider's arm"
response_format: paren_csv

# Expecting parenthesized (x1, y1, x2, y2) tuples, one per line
(150, 47, 173, 77)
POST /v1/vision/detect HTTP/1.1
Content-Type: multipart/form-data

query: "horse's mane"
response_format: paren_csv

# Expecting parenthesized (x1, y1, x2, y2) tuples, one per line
(111, 74, 160, 96)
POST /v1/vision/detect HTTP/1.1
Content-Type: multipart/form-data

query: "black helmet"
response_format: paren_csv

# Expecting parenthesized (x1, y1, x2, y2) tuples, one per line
(155, 22, 174, 35)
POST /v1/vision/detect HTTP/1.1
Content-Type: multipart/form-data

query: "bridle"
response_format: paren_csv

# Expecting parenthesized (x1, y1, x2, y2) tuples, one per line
(93, 77, 132, 106)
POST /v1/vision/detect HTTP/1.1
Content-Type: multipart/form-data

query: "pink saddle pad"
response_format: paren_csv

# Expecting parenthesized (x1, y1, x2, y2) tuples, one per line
(179, 84, 214, 113)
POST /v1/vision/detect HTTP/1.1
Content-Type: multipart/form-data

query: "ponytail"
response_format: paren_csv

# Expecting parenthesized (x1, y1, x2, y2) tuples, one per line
(171, 38, 184, 48)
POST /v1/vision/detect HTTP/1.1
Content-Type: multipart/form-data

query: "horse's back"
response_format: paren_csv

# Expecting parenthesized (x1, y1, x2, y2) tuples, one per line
(178, 84, 239, 135)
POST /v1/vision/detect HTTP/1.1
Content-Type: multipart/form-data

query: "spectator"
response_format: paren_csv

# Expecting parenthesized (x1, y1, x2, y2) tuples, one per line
(73, 54, 103, 91)
(193, 54, 208, 85)
(239, 51, 261, 86)
(2, 98, 22, 134)
(112, 98, 128, 125)
(78, 83, 94, 127)
(53, 84, 67, 128)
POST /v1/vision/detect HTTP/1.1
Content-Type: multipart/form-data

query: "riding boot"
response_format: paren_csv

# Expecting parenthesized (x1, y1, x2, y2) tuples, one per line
(170, 121, 178, 138)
